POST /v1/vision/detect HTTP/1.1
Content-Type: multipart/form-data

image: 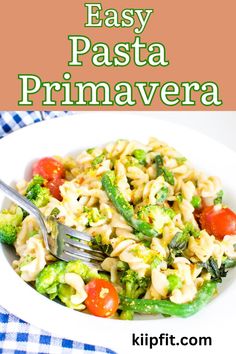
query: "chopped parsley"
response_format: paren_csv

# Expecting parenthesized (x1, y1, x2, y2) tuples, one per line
(214, 190, 223, 205)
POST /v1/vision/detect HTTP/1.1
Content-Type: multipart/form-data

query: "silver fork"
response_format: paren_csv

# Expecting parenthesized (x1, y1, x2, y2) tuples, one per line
(0, 179, 106, 267)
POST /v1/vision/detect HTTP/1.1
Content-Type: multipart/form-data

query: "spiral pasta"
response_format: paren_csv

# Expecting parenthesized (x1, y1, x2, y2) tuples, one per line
(10, 137, 236, 311)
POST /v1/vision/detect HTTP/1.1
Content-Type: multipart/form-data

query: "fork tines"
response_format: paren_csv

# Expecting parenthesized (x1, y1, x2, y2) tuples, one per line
(58, 221, 106, 264)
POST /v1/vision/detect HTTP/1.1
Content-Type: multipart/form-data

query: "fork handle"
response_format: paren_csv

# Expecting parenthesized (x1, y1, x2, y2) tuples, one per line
(0, 179, 49, 249)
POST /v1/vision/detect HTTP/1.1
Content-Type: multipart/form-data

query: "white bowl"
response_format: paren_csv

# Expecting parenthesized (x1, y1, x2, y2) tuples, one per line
(0, 113, 236, 354)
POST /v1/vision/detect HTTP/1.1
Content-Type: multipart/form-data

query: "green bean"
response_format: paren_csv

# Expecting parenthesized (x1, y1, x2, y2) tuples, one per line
(120, 281, 217, 318)
(102, 171, 159, 238)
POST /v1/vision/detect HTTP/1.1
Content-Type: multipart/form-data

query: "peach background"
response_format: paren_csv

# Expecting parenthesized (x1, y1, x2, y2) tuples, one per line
(0, 0, 235, 110)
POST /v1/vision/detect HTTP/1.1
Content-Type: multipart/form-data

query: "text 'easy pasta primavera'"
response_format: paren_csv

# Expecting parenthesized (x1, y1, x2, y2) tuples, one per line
(1, 137, 236, 319)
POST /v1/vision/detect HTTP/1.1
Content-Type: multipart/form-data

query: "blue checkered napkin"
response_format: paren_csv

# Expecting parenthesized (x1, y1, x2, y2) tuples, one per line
(0, 306, 116, 354)
(42, 111, 76, 120)
(0, 111, 43, 138)
(0, 111, 76, 139)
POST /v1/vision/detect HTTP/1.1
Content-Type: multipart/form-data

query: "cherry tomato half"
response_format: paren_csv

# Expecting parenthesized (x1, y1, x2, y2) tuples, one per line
(85, 279, 119, 317)
(33, 157, 65, 181)
(46, 178, 64, 201)
(200, 205, 236, 240)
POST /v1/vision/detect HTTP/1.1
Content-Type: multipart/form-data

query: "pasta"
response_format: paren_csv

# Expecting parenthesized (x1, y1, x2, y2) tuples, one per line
(64, 273, 87, 309)
(2, 137, 236, 319)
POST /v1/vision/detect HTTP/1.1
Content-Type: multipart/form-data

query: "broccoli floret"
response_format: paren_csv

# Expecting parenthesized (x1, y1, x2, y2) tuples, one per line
(0, 206, 23, 226)
(26, 185, 50, 207)
(35, 261, 66, 298)
(120, 269, 149, 299)
(25, 175, 50, 208)
(137, 205, 172, 233)
(0, 225, 17, 245)
(65, 260, 100, 282)
(26, 175, 45, 190)
(35, 260, 102, 302)
(83, 207, 105, 227)
(0, 206, 23, 245)
(183, 222, 200, 238)
(119, 269, 150, 320)
(117, 260, 129, 271)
